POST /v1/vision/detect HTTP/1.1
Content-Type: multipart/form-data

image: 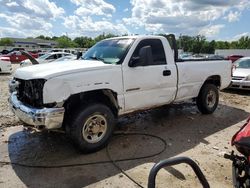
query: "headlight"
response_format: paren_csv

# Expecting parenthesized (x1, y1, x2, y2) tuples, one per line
(9, 79, 19, 93)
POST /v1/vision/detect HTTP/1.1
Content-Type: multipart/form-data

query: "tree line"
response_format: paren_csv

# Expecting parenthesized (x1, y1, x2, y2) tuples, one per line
(36, 33, 118, 49)
(1, 33, 250, 54)
(177, 35, 250, 54)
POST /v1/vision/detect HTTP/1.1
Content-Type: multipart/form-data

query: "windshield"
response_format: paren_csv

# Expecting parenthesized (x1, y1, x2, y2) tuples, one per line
(82, 38, 134, 64)
(234, 59, 250, 69)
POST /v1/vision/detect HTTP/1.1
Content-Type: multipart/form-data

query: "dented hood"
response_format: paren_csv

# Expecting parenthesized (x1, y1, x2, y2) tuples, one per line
(14, 60, 112, 80)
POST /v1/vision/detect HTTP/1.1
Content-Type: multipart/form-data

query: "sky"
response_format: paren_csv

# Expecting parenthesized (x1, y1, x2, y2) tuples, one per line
(0, 0, 250, 41)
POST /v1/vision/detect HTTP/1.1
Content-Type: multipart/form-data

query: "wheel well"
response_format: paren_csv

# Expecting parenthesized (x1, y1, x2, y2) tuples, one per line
(63, 89, 119, 118)
(203, 75, 221, 88)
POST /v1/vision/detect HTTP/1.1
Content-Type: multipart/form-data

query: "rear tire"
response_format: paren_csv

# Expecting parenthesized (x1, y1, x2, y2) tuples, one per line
(68, 103, 115, 153)
(196, 84, 219, 114)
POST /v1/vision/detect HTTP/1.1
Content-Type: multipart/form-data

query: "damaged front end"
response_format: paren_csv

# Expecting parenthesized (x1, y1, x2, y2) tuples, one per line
(9, 78, 65, 130)
(16, 78, 45, 108)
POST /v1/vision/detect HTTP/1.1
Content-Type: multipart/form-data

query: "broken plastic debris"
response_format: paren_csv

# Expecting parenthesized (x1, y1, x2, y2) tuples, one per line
(212, 146, 219, 150)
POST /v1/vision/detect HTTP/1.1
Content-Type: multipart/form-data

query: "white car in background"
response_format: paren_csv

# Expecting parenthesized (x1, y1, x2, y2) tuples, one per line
(53, 54, 77, 62)
(0, 56, 12, 73)
(231, 57, 250, 90)
(20, 52, 73, 67)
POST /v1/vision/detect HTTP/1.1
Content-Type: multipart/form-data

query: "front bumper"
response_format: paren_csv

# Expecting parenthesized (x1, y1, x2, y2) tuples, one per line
(230, 80, 250, 90)
(9, 92, 65, 129)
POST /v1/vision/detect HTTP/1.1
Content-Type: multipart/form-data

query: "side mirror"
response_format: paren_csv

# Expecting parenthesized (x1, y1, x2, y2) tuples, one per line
(128, 56, 140, 67)
(129, 46, 153, 67)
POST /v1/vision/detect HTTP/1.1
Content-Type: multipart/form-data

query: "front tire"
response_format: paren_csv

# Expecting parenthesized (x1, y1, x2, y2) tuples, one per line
(68, 103, 115, 153)
(196, 84, 219, 114)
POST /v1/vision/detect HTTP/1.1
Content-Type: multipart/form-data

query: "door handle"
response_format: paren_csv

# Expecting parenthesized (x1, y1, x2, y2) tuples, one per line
(163, 70, 171, 76)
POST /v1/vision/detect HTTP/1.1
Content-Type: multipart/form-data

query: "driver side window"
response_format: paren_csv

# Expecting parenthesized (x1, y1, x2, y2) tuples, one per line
(131, 39, 167, 66)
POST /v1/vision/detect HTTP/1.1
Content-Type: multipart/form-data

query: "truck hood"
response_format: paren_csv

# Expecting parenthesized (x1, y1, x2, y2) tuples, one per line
(14, 60, 112, 80)
(233, 68, 250, 77)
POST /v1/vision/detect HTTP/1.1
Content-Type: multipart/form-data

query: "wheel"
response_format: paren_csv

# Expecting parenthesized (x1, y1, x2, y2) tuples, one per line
(68, 103, 115, 153)
(232, 160, 249, 188)
(232, 163, 240, 188)
(196, 84, 219, 114)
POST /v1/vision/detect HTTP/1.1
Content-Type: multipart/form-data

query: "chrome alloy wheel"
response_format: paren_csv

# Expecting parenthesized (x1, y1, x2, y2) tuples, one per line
(82, 114, 108, 143)
(206, 90, 216, 108)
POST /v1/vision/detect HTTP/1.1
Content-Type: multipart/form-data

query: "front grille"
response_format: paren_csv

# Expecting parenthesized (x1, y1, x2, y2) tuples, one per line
(16, 78, 46, 108)
(232, 76, 245, 81)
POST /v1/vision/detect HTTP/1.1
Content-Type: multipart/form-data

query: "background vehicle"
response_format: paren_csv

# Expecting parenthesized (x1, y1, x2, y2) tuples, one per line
(0, 48, 25, 55)
(9, 35, 232, 152)
(37, 52, 46, 57)
(20, 52, 72, 66)
(0, 49, 10, 55)
(53, 55, 76, 62)
(0, 51, 38, 63)
(230, 57, 250, 90)
(0, 56, 12, 73)
(226, 55, 244, 63)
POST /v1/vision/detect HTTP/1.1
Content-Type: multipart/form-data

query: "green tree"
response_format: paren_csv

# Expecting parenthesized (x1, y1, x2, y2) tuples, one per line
(56, 35, 77, 48)
(52, 36, 59, 41)
(191, 35, 206, 54)
(36, 35, 52, 40)
(238, 36, 250, 49)
(32, 33, 250, 52)
(36, 35, 46, 40)
(200, 41, 214, 54)
(73, 33, 117, 48)
(0, 38, 13, 46)
(177, 35, 193, 52)
(230, 41, 239, 49)
(94, 33, 117, 43)
(215, 41, 227, 49)
(73, 36, 95, 48)
(224, 41, 230, 49)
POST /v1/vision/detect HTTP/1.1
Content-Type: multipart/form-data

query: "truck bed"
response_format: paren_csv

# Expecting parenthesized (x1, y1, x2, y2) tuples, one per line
(175, 60, 231, 102)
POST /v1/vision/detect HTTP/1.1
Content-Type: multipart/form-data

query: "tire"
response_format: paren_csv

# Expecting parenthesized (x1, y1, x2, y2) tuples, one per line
(196, 84, 219, 114)
(68, 103, 115, 153)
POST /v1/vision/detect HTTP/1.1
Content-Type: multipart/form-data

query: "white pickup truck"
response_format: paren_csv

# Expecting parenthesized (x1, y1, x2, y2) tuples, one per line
(9, 35, 232, 152)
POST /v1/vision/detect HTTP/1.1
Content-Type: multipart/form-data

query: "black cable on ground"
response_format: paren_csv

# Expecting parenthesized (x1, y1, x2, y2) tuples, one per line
(0, 132, 167, 187)
(106, 132, 167, 188)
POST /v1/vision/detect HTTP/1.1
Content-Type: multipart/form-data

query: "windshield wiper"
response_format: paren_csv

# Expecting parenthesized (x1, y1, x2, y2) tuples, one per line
(88, 56, 105, 62)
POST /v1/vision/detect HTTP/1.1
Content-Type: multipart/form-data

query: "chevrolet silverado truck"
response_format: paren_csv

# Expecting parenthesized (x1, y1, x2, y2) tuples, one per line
(9, 35, 231, 152)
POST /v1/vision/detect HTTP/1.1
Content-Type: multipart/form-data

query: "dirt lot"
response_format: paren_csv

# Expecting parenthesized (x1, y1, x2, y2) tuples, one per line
(0, 64, 250, 188)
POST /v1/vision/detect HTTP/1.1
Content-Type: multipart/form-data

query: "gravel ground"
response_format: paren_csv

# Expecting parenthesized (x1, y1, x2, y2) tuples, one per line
(0, 64, 250, 188)
(0, 64, 21, 130)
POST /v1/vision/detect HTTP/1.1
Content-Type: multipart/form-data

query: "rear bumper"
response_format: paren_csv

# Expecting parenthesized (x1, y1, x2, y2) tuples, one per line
(9, 92, 65, 129)
(230, 80, 250, 90)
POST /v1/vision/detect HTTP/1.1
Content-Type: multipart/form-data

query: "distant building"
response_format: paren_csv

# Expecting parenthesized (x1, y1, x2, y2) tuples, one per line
(3, 38, 58, 49)
(215, 49, 250, 57)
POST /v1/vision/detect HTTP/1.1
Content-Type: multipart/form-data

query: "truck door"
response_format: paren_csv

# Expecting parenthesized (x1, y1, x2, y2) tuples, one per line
(123, 38, 177, 112)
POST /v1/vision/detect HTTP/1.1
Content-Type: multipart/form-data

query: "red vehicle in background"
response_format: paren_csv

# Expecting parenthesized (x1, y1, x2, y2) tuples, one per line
(226, 55, 244, 63)
(0, 51, 38, 63)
